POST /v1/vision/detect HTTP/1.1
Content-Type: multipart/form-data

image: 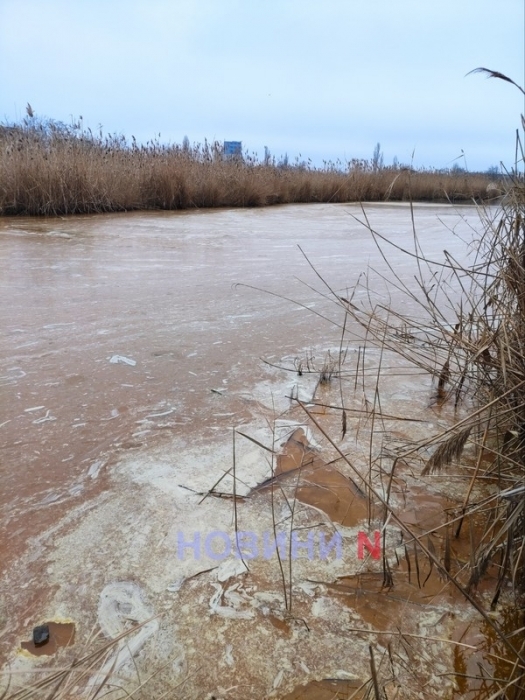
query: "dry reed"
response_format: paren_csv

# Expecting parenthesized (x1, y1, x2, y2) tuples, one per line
(258, 68, 525, 698)
(0, 109, 494, 217)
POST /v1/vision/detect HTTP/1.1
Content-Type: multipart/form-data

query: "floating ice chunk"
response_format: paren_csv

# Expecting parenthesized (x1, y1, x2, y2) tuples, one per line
(39, 491, 62, 505)
(223, 585, 251, 608)
(90, 582, 158, 687)
(109, 355, 136, 366)
(209, 583, 223, 611)
(214, 606, 254, 620)
(331, 670, 360, 680)
(88, 460, 106, 479)
(32, 410, 56, 424)
(296, 581, 318, 597)
(209, 582, 254, 619)
(166, 578, 185, 593)
(217, 558, 248, 582)
(224, 644, 234, 666)
(273, 670, 284, 689)
(145, 407, 175, 418)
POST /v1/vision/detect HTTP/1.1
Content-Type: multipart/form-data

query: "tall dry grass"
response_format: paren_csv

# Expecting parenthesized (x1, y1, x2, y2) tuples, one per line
(241, 67, 524, 697)
(0, 112, 493, 216)
(303, 71, 525, 697)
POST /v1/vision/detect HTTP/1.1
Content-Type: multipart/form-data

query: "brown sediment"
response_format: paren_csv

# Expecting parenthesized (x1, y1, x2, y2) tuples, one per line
(276, 429, 317, 475)
(450, 609, 525, 700)
(327, 573, 410, 630)
(280, 679, 365, 700)
(21, 622, 75, 656)
(264, 428, 368, 527)
(268, 614, 292, 635)
(320, 460, 519, 700)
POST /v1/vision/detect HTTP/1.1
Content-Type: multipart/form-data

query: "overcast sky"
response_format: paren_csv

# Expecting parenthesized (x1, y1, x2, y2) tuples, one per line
(1, 0, 524, 171)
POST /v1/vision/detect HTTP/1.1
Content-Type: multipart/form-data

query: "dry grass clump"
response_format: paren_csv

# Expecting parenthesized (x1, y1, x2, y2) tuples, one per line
(0, 111, 493, 216)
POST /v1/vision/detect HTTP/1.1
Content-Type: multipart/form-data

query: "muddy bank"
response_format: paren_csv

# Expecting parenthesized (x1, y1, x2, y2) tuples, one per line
(3, 349, 513, 699)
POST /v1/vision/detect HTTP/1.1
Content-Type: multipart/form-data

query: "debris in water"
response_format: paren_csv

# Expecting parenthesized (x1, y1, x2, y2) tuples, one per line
(21, 622, 75, 656)
(32, 410, 56, 424)
(33, 624, 49, 645)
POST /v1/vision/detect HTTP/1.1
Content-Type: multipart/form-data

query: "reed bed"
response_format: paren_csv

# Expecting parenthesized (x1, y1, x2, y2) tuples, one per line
(244, 70, 525, 697)
(300, 122, 525, 698)
(260, 176, 525, 698)
(0, 113, 493, 216)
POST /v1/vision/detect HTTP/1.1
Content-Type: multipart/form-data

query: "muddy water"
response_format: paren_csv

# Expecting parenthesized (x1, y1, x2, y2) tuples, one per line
(0, 204, 478, 569)
(20, 622, 75, 656)
(1, 203, 504, 697)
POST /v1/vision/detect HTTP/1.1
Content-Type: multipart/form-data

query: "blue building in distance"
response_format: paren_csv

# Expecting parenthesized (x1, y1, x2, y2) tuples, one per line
(224, 141, 242, 159)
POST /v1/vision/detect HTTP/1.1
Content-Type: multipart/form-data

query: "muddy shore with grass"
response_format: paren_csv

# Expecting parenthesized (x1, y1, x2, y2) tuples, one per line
(1, 202, 523, 699)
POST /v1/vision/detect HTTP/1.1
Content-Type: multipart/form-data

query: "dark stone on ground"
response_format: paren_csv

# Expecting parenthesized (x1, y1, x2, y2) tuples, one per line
(33, 624, 50, 646)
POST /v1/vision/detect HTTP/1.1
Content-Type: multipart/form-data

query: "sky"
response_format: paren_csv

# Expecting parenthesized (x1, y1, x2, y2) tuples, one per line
(1, 0, 524, 172)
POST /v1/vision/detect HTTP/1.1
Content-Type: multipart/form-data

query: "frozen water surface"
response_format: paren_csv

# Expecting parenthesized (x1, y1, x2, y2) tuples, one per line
(0, 204, 503, 697)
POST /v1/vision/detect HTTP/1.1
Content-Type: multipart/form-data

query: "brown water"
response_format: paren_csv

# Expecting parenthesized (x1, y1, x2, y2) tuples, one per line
(20, 622, 75, 657)
(2, 203, 513, 698)
(0, 207, 335, 576)
(0, 204, 476, 564)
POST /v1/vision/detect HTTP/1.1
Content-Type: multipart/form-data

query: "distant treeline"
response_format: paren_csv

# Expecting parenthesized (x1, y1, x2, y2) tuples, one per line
(0, 114, 498, 216)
